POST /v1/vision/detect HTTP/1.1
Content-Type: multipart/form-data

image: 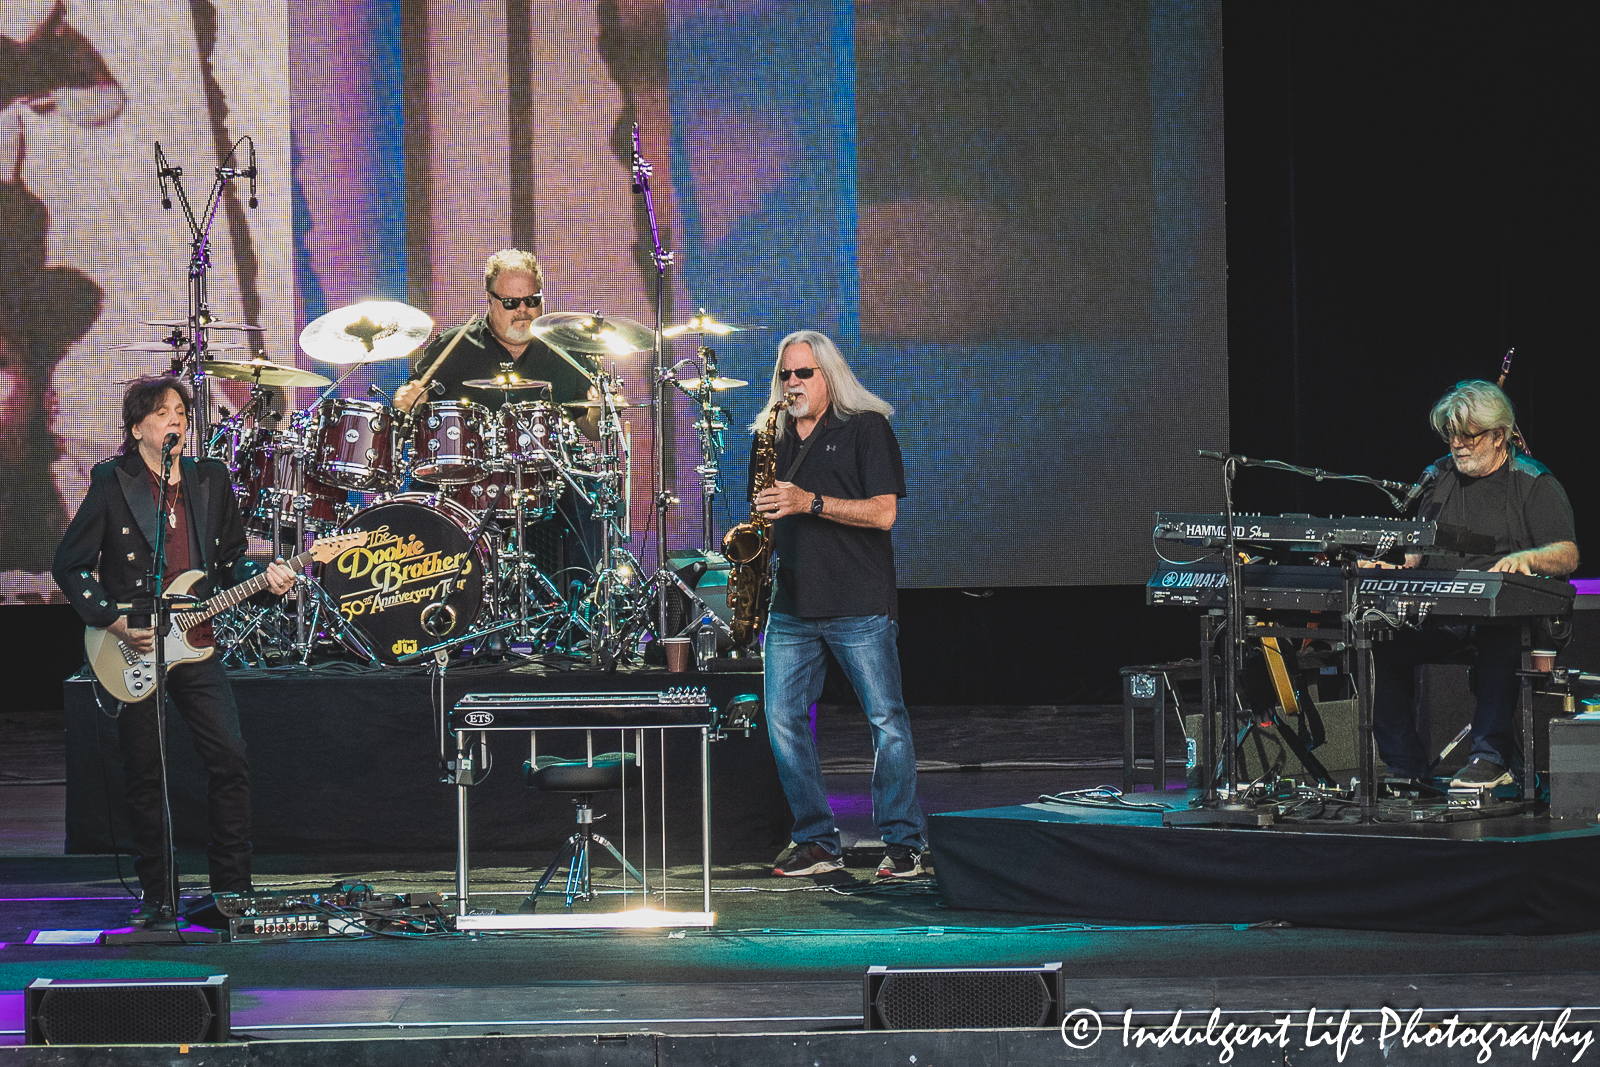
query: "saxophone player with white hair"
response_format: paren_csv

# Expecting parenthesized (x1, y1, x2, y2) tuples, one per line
(748, 330, 927, 881)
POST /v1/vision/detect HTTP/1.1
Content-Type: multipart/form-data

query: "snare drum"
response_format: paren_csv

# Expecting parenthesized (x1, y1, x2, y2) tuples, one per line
(236, 430, 341, 536)
(495, 401, 563, 469)
(412, 400, 490, 484)
(442, 463, 556, 520)
(311, 397, 397, 491)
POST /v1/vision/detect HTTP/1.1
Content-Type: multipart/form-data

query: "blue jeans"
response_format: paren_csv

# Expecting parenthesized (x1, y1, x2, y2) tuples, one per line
(763, 612, 926, 853)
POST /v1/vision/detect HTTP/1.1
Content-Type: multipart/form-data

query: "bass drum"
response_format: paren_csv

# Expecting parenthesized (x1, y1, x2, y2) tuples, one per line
(320, 495, 490, 664)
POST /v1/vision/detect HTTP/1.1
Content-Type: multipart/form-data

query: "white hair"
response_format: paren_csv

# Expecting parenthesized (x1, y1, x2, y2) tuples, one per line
(749, 330, 893, 435)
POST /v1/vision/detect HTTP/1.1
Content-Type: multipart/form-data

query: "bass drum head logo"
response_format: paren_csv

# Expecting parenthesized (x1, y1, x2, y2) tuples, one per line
(320, 497, 488, 664)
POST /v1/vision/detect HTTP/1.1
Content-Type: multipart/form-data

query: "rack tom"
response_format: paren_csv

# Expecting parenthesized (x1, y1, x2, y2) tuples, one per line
(311, 397, 397, 491)
(442, 463, 556, 520)
(236, 430, 341, 536)
(495, 400, 563, 469)
(412, 400, 490, 484)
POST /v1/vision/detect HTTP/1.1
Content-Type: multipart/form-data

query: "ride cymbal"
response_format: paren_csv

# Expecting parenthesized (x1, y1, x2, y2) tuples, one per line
(299, 300, 434, 364)
(205, 358, 332, 389)
(532, 311, 652, 356)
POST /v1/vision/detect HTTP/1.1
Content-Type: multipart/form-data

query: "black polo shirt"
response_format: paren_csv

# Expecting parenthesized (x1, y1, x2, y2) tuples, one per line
(747, 407, 906, 619)
(410, 318, 595, 410)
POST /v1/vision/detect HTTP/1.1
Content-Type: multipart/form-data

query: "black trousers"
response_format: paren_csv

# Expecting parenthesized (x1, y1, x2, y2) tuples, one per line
(1370, 622, 1521, 779)
(116, 655, 252, 898)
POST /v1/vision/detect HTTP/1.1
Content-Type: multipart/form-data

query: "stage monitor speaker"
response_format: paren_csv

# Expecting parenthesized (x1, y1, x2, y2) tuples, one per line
(25, 975, 230, 1045)
(864, 963, 1063, 1030)
(1185, 699, 1361, 784)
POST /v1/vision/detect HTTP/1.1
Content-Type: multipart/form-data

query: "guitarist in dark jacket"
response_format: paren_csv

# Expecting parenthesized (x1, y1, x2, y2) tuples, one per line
(53, 375, 295, 926)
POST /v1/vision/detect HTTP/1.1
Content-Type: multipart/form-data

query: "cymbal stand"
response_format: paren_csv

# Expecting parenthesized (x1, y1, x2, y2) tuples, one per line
(153, 137, 257, 456)
(628, 123, 679, 647)
(668, 347, 730, 552)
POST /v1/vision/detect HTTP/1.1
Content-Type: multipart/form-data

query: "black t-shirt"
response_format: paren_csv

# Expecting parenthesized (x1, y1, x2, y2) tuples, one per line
(410, 318, 594, 410)
(748, 407, 906, 619)
(1419, 454, 1576, 570)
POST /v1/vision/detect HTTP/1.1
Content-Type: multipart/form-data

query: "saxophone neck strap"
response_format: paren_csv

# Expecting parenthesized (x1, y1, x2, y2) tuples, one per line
(782, 426, 822, 483)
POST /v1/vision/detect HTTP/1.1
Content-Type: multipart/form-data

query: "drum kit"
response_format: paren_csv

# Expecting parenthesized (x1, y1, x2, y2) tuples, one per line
(122, 297, 759, 670)
(135, 128, 760, 671)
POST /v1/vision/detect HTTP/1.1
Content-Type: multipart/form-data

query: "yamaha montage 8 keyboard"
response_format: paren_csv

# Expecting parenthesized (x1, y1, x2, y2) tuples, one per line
(1146, 562, 1575, 619)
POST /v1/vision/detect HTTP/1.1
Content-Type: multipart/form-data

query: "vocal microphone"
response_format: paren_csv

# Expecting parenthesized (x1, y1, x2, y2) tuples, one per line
(1401, 466, 1438, 513)
(161, 432, 180, 454)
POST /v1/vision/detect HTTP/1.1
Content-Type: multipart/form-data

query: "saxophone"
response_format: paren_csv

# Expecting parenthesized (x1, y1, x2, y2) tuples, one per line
(723, 397, 789, 647)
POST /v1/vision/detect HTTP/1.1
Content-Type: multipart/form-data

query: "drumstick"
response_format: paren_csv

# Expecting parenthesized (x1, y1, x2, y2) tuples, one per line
(409, 315, 479, 407)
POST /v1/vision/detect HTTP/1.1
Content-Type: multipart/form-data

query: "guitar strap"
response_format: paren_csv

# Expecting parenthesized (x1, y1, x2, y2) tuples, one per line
(782, 424, 823, 483)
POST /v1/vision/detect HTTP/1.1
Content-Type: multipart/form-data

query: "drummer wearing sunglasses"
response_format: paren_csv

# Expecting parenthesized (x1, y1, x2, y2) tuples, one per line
(394, 249, 600, 439)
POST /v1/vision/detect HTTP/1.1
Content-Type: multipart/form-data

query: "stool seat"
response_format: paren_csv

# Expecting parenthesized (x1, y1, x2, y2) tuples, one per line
(523, 753, 640, 793)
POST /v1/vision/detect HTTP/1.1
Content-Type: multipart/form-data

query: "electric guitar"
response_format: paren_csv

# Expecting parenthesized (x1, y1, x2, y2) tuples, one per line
(85, 531, 368, 703)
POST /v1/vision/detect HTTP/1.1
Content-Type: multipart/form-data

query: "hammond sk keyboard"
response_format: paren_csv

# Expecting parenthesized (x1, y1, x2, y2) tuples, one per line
(1154, 512, 1495, 556)
(1146, 562, 1575, 620)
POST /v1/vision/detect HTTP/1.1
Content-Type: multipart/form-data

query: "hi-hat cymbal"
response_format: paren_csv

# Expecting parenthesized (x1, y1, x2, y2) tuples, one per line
(661, 312, 767, 338)
(205, 358, 331, 389)
(676, 375, 748, 392)
(112, 340, 248, 353)
(532, 311, 653, 356)
(460, 376, 553, 392)
(299, 300, 434, 364)
(141, 317, 264, 331)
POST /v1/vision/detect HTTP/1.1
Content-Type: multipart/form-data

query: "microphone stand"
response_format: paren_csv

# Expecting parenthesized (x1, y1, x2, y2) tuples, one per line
(153, 138, 257, 459)
(1183, 450, 1415, 825)
(145, 438, 186, 931)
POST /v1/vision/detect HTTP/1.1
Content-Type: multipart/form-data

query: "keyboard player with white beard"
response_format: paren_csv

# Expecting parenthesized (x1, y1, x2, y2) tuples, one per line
(1372, 380, 1578, 791)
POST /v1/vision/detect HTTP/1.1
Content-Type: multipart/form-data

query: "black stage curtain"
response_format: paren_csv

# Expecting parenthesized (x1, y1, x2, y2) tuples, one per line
(64, 668, 790, 863)
(930, 808, 1600, 935)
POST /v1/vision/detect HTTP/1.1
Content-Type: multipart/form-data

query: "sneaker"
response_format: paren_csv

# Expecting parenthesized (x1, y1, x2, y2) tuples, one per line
(1451, 758, 1513, 790)
(875, 845, 926, 880)
(773, 841, 844, 877)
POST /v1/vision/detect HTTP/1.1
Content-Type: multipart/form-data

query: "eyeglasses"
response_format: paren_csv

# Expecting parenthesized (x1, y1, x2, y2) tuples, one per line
(1448, 427, 1495, 447)
(487, 289, 543, 310)
(778, 367, 818, 382)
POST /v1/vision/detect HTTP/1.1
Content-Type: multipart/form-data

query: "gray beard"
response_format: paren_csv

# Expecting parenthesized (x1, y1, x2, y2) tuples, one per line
(786, 394, 810, 418)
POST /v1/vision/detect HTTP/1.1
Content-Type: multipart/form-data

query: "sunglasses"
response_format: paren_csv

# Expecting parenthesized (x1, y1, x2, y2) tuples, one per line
(488, 289, 543, 310)
(778, 367, 818, 382)
(1448, 427, 1495, 447)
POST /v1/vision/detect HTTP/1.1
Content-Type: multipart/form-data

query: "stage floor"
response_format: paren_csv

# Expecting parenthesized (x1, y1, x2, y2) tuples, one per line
(8, 703, 1600, 1058)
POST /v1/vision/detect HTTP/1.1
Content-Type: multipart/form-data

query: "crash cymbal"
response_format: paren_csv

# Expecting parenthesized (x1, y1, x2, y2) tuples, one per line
(112, 340, 248, 353)
(532, 311, 653, 356)
(141, 317, 264, 331)
(205, 358, 331, 389)
(460, 376, 553, 392)
(661, 312, 767, 338)
(676, 375, 748, 392)
(299, 300, 434, 364)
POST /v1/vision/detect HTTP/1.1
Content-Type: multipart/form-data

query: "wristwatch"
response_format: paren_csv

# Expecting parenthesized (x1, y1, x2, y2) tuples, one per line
(810, 492, 824, 515)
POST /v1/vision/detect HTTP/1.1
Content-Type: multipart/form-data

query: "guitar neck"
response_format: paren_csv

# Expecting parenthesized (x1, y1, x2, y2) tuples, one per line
(176, 547, 310, 632)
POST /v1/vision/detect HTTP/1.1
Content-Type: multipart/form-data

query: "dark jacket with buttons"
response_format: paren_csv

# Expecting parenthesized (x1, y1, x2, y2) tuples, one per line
(53, 451, 264, 628)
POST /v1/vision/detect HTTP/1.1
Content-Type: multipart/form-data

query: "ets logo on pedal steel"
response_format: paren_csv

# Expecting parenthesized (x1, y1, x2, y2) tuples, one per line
(461, 710, 495, 727)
